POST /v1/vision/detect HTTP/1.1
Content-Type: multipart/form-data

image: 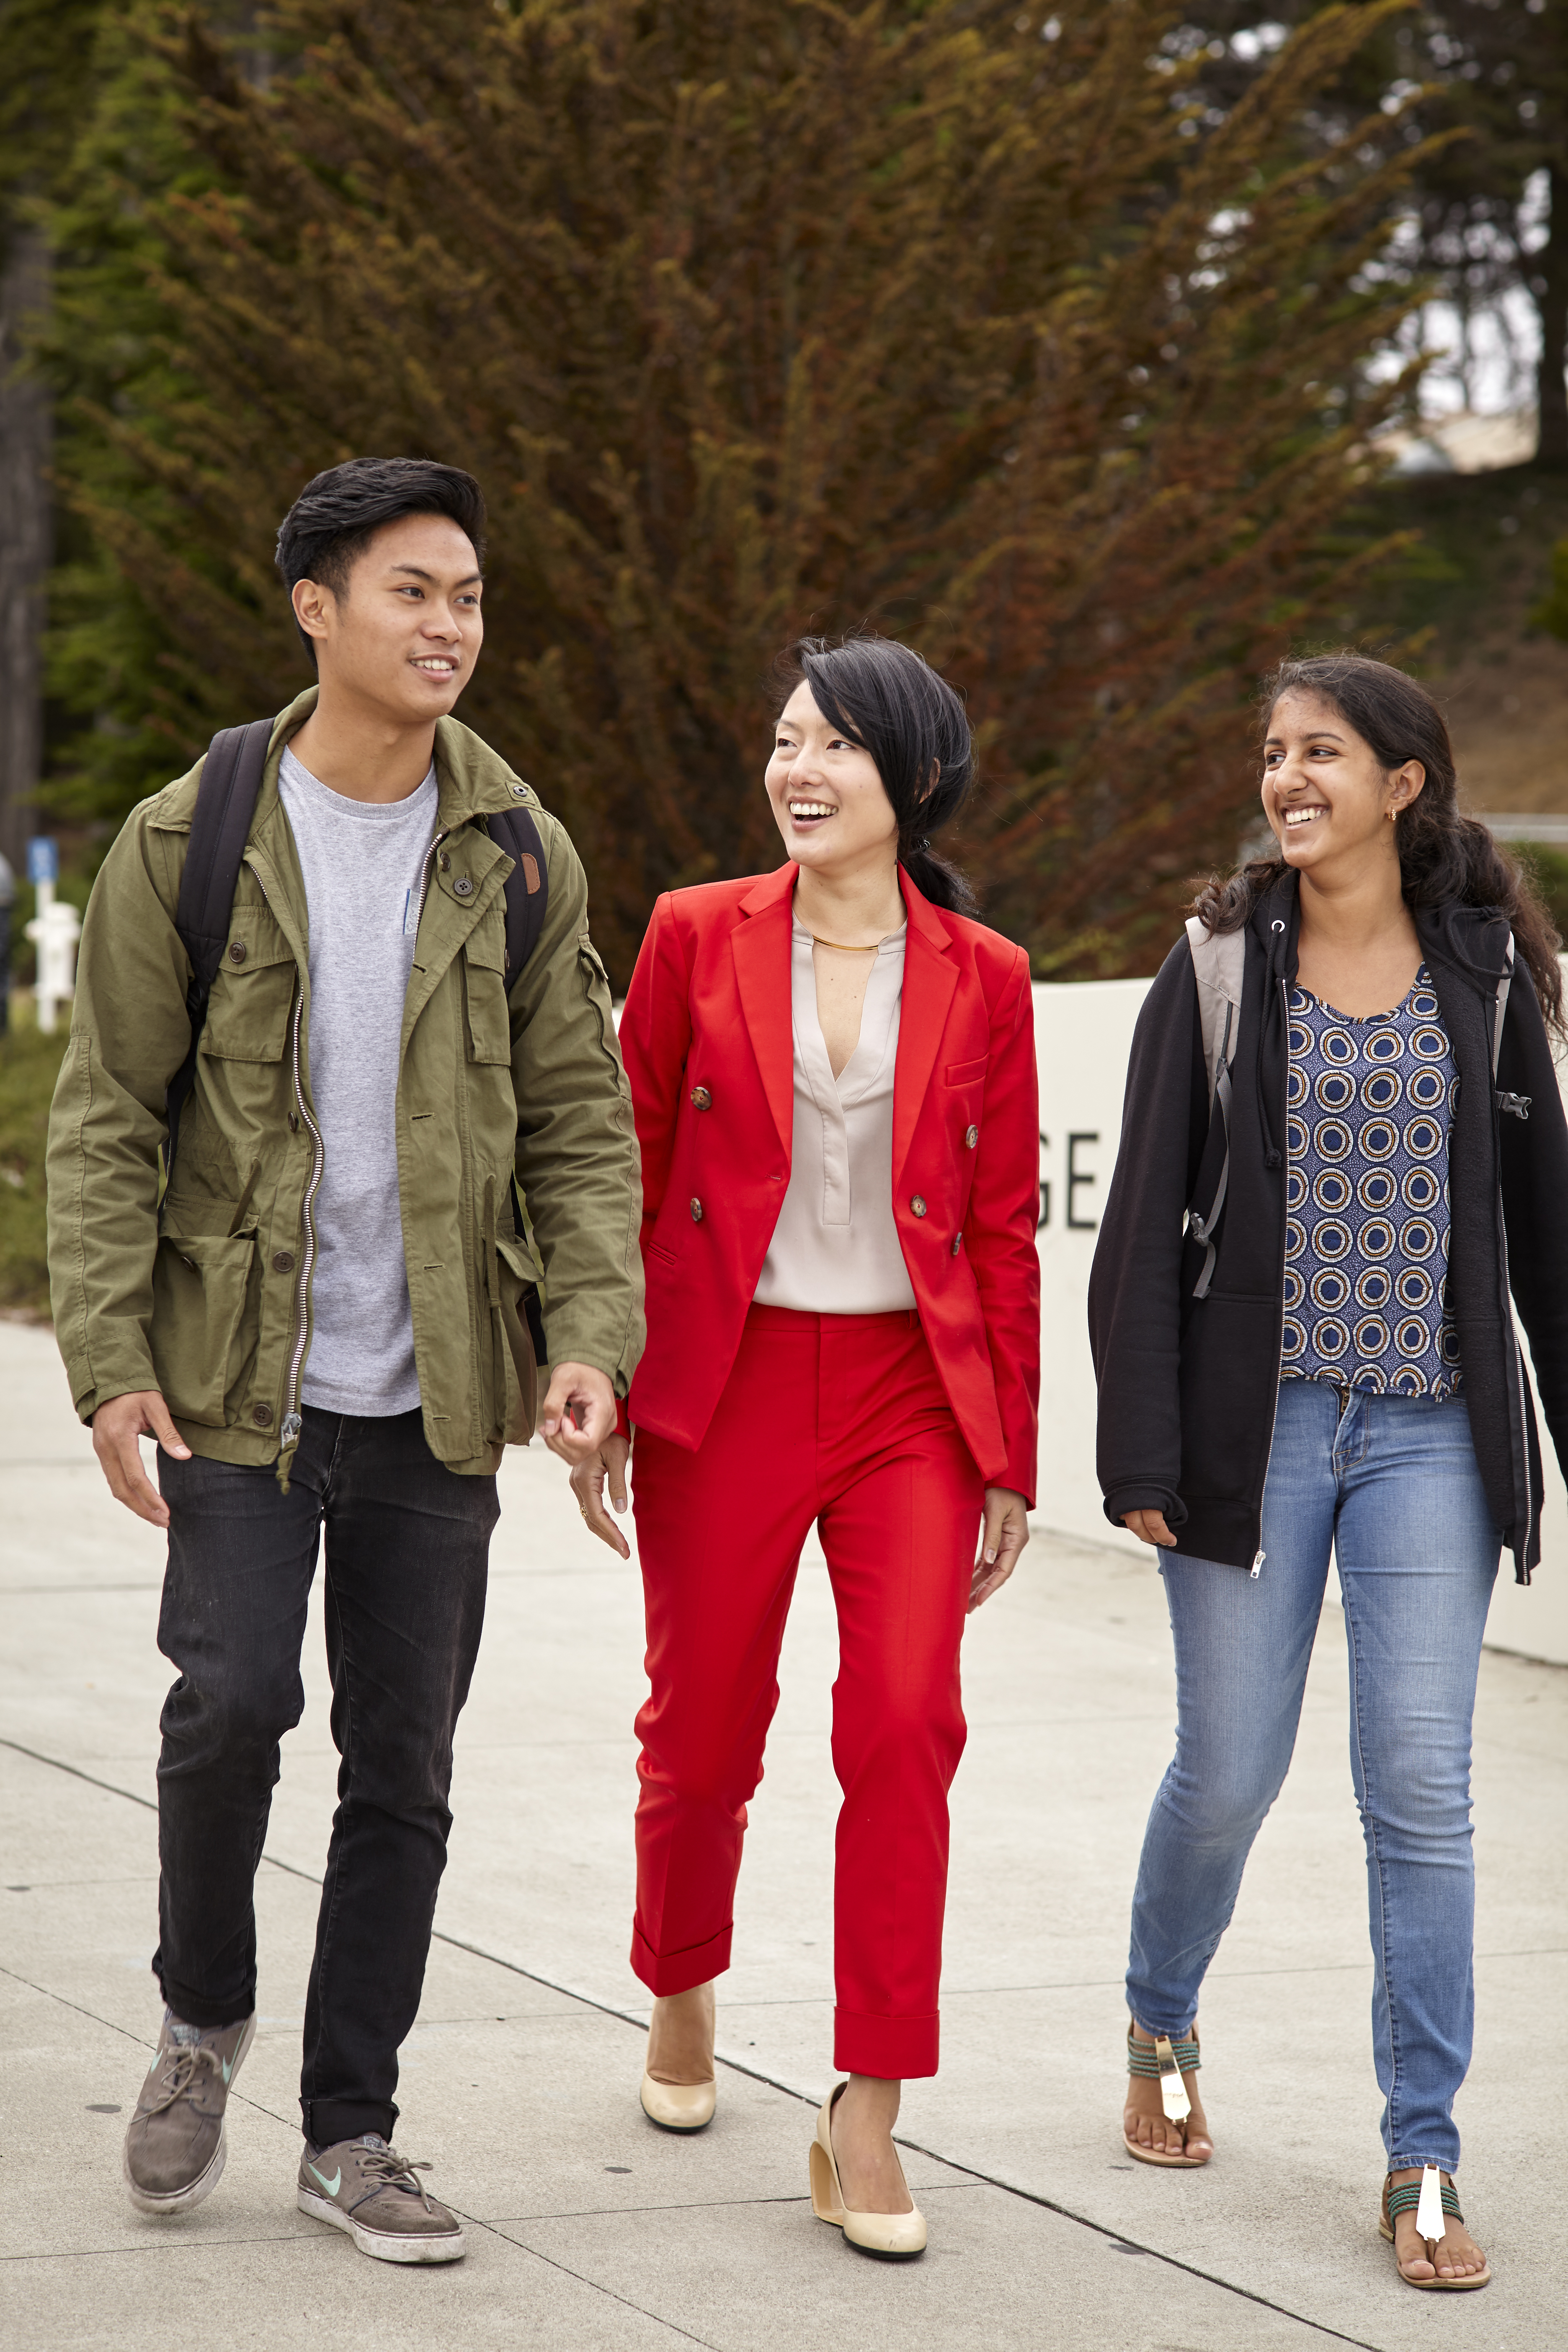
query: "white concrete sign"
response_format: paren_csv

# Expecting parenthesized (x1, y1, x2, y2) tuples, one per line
(1033, 977, 1568, 1665)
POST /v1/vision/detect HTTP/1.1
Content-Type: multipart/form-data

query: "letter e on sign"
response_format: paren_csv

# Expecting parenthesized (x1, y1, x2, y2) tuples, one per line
(1067, 1132, 1099, 1230)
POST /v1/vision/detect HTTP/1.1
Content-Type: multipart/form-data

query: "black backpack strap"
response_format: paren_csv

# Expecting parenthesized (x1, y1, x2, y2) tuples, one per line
(486, 801, 550, 1360)
(483, 802, 549, 983)
(165, 717, 275, 1175)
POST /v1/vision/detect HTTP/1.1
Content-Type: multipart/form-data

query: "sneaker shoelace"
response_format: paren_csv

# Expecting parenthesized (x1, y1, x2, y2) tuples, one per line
(144, 2042, 223, 2114)
(353, 2142, 436, 2214)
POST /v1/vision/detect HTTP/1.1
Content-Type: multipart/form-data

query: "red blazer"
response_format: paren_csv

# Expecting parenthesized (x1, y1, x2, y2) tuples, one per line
(619, 864, 1041, 1501)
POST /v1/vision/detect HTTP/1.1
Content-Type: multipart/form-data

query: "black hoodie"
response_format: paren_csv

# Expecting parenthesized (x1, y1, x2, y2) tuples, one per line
(1088, 872, 1568, 1583)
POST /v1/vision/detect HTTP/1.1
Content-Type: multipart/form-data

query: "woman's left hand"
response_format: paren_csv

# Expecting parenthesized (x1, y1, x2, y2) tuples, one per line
(969, 1486, 1030, 1612)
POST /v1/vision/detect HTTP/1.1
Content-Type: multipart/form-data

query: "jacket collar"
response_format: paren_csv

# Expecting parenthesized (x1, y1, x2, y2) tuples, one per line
(263, 687, 536, 830)
(730, 860, 959, 1167)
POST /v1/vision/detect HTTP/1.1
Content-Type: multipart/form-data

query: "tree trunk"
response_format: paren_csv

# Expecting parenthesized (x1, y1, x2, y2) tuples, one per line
(1536, 166, 1568, 472)
(0, 225, 51, 871)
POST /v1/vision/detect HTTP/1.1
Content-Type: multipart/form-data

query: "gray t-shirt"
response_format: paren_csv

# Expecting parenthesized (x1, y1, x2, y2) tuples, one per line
(279, 744, 437, 1416)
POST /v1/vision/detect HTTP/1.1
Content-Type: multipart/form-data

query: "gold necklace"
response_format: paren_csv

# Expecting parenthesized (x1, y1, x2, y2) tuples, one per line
(810, 932, 883, 952)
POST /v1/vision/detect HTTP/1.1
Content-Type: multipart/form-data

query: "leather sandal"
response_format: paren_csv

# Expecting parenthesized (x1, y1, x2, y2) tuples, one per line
(1123, 2024, 1209, 2167)
(1380, 2169, 1491, 2290)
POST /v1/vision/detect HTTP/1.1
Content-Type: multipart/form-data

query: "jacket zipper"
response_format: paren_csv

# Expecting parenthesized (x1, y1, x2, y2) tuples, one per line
(1252, 965, 1293, 1578)
(1489, 1024, 1534, 1580)
(280, 990, 325, 1452)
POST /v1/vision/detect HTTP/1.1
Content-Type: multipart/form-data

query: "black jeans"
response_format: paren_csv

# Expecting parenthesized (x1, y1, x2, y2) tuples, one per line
(152, 1407, 495, 2144)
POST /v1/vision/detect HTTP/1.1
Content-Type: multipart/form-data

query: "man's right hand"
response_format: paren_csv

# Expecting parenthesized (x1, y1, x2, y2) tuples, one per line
(91, 1392, 191, 1527)
(1123, 1506, 1178, 1549)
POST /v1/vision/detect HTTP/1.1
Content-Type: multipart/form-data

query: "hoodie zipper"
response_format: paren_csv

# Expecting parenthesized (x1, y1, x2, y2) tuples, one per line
(1251, 950, 1293, 1578)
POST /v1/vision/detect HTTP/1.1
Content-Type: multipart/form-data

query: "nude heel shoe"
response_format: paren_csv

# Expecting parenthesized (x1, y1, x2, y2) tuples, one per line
(808, 2084, 926, 2259)
(639, 2071, 716, 2131)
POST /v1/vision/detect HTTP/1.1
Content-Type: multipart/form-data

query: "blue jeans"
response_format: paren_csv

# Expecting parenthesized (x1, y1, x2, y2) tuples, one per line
(1126, 1377, 1498, 2172)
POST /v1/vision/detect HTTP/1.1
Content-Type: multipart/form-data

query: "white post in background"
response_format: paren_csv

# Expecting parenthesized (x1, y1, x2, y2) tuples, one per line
(23, 836, 80, 1036)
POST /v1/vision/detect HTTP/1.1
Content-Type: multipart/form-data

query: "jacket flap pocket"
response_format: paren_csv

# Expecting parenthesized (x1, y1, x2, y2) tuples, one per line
(203, 912, 296, 1064)
(463, 945, 513, 1064)
(463, 912, 506, 974)
(150, 1230, 257, 1428)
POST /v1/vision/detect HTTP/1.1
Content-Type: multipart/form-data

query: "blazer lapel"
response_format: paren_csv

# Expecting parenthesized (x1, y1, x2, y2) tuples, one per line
(731, 865, 797, 1159)
(893, 876, 958, 1186)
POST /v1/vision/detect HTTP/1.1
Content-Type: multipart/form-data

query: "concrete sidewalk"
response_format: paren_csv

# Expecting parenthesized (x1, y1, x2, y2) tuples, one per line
(1, 1319, 1561, 2350)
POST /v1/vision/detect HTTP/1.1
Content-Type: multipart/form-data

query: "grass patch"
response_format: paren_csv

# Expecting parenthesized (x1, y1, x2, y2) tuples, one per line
(0, 1020, 70, 1316)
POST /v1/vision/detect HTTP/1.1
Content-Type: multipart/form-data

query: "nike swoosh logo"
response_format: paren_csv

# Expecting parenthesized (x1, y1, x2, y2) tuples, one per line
(307, 2163, 341, 2197)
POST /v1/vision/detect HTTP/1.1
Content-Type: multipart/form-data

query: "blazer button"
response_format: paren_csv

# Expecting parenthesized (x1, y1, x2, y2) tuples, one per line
(952, 1233, 963, 1256)
(690, 1086, 712, 1110)
(965, 1124, 979, 1149)
(690, 1197, 704, 1222)
(910, 1195, 927, 1217)
(453, 874, 475, 898)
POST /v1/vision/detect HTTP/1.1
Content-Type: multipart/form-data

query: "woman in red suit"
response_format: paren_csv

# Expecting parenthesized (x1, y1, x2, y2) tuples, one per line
(572, 634, 1040, 2259)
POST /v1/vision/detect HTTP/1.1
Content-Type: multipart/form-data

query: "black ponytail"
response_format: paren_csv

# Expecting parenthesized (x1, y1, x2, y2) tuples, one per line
(773, 632, 979, 915)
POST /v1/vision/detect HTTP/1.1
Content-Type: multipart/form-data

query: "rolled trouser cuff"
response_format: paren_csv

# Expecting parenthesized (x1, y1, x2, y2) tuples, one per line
(302, 2097, 398, 2147)
(833, 2006, 939, 2080)
(630, 1918, 731, 1997)
(155, 1964, 257, 2033)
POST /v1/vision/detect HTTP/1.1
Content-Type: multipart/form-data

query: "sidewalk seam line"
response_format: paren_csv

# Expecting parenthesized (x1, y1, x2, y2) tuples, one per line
(2, 1733, 1387, 2349)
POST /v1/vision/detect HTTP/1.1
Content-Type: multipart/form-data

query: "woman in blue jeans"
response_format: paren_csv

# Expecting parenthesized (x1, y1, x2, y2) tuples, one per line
(1090, 653, 1568, 2292)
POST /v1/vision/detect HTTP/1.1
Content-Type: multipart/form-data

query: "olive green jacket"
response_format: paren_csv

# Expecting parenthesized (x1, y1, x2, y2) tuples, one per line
(46, 691, 645, 1478)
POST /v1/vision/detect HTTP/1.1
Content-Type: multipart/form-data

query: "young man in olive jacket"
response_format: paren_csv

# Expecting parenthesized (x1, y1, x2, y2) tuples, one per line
(46, 458, 644, 2262)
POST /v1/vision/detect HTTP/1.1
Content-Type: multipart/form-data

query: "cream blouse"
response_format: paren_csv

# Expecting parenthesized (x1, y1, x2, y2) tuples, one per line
(753, 918, 918, 1315)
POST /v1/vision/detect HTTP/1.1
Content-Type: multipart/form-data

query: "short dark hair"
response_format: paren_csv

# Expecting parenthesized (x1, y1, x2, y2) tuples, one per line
(773, 633, 978, 915)
(274, 456, 487, 667)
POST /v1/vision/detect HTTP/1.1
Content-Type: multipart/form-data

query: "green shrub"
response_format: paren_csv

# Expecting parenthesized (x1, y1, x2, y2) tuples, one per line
(0, 1023, 70, 1316)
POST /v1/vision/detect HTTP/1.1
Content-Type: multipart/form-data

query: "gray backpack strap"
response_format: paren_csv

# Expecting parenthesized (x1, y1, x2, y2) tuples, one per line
(1493, 930, 1531, 1121)
(1184, 916, 1246, 1300)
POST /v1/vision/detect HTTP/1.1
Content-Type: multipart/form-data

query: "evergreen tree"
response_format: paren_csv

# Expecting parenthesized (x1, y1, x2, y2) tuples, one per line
(43, 0, 1441, 976)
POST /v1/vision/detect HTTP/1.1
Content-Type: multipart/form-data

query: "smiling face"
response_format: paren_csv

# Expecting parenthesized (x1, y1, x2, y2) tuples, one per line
(290, 511, 484, 722)
(765, 681, 900, 878)
(1262, 689, 1424, 876)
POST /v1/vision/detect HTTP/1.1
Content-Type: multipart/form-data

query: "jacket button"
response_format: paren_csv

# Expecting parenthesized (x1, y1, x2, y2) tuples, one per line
(251, 1403, 273, 1429)
(690, 1086, 712, 1110)
(690, 1197, 704, 1222)
(910, 1195, 927, 1217)
(439, 850, 451, 872)
(966, 1124, 979, 1149)
(453, 874, 474, 898)
(272, 1251, 295, 1274)
(952, 1233, 963, 1256)
(228, 941, 246, 964)
(287, 1111, 300, 1133)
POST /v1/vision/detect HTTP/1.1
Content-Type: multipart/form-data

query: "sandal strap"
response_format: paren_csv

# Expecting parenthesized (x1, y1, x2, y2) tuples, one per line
(1126, 2029, 1200, 2077)
(1386, 2179, 1463, 2225)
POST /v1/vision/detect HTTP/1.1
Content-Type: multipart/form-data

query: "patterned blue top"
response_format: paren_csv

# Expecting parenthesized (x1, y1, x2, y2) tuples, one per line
(1280, 964, 1462, 1399)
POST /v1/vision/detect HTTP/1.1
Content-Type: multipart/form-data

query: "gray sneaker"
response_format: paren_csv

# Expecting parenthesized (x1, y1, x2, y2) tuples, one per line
(297, 2135, 466, 2263)
(123, 2009, 257, 2215)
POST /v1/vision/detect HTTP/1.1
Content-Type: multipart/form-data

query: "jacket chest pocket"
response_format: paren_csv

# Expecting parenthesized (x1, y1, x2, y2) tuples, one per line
(463, 932, 513, 1065)
(202, 910, 296, 1064)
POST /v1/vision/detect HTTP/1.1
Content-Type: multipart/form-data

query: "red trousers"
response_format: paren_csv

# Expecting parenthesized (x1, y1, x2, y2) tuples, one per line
(629, 1306, 984, 2079)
